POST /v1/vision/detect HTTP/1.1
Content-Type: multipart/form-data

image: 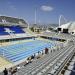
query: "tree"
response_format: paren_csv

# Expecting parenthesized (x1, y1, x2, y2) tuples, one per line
(30, 27, 34, 32)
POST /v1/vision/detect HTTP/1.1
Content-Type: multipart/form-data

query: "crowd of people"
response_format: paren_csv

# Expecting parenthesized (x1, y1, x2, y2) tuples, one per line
(3, 67, 18, 75)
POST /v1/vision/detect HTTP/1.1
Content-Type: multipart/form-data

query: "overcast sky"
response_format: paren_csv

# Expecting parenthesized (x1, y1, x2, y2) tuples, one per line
(0, 0, 75, 24)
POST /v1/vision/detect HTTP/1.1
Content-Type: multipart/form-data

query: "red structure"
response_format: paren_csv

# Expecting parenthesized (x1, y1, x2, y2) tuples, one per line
(45, 48, 48, 54)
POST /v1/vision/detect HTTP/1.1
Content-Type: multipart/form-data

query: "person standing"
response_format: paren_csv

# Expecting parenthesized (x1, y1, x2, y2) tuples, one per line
(45, 47, 49, 54)
(3, 68, 8, 75)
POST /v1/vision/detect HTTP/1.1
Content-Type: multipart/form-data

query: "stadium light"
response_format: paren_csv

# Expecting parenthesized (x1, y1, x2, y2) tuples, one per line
(34, 8, 37, 24)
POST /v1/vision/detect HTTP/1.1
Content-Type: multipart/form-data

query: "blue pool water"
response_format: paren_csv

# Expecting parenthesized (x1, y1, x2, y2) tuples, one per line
(0, 40, 55, 62)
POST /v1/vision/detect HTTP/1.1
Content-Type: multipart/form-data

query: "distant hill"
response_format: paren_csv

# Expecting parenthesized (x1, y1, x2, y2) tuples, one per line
(0, 16, 27, 27)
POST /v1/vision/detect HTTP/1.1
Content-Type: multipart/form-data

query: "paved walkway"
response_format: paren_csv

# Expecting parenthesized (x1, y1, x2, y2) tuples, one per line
(0, 57, 13, 72)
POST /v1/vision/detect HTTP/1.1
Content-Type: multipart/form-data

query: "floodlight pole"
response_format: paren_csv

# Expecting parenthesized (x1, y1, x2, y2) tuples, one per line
(34, 8, 37, 33)
(34, 8, 37, 24)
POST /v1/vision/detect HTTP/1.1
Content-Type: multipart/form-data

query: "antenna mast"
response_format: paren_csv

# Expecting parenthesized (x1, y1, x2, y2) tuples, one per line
(34, 8, 37, 24)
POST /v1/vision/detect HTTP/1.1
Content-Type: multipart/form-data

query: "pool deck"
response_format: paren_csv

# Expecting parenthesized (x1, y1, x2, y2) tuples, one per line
(0, 57, 13, 72)
(0, 39, 34, 47)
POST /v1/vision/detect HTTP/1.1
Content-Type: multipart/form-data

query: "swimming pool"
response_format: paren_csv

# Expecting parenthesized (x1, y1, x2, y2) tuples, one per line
(0, 40, 55, 62)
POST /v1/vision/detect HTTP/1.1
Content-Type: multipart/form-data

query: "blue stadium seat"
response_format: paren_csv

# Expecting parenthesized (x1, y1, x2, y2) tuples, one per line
(9, 26, 25, 34)
(0, 26, 25, 35)
(0, 26, 9, 35)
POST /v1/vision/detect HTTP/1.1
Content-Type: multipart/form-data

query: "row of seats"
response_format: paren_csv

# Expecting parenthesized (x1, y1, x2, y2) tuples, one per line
(59, 39, 75, 75)
(0, 26, 9, 35)
(42, 31, 74, 40)
(0, 26, 25, 35)
(44, 45, 74, 75)
(9, 26, 25, 34)
(14, 43, 71, 75)
(64, 55, 75, 75)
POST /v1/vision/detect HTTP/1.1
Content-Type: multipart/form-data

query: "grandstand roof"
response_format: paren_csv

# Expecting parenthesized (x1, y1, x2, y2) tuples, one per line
(59, 22, 71, 29)
(59, 21, 75, 33)
(0, 16, 28, 27)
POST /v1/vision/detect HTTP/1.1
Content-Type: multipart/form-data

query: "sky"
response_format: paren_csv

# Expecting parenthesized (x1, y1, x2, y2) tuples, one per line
(0, 0, 75, 24)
